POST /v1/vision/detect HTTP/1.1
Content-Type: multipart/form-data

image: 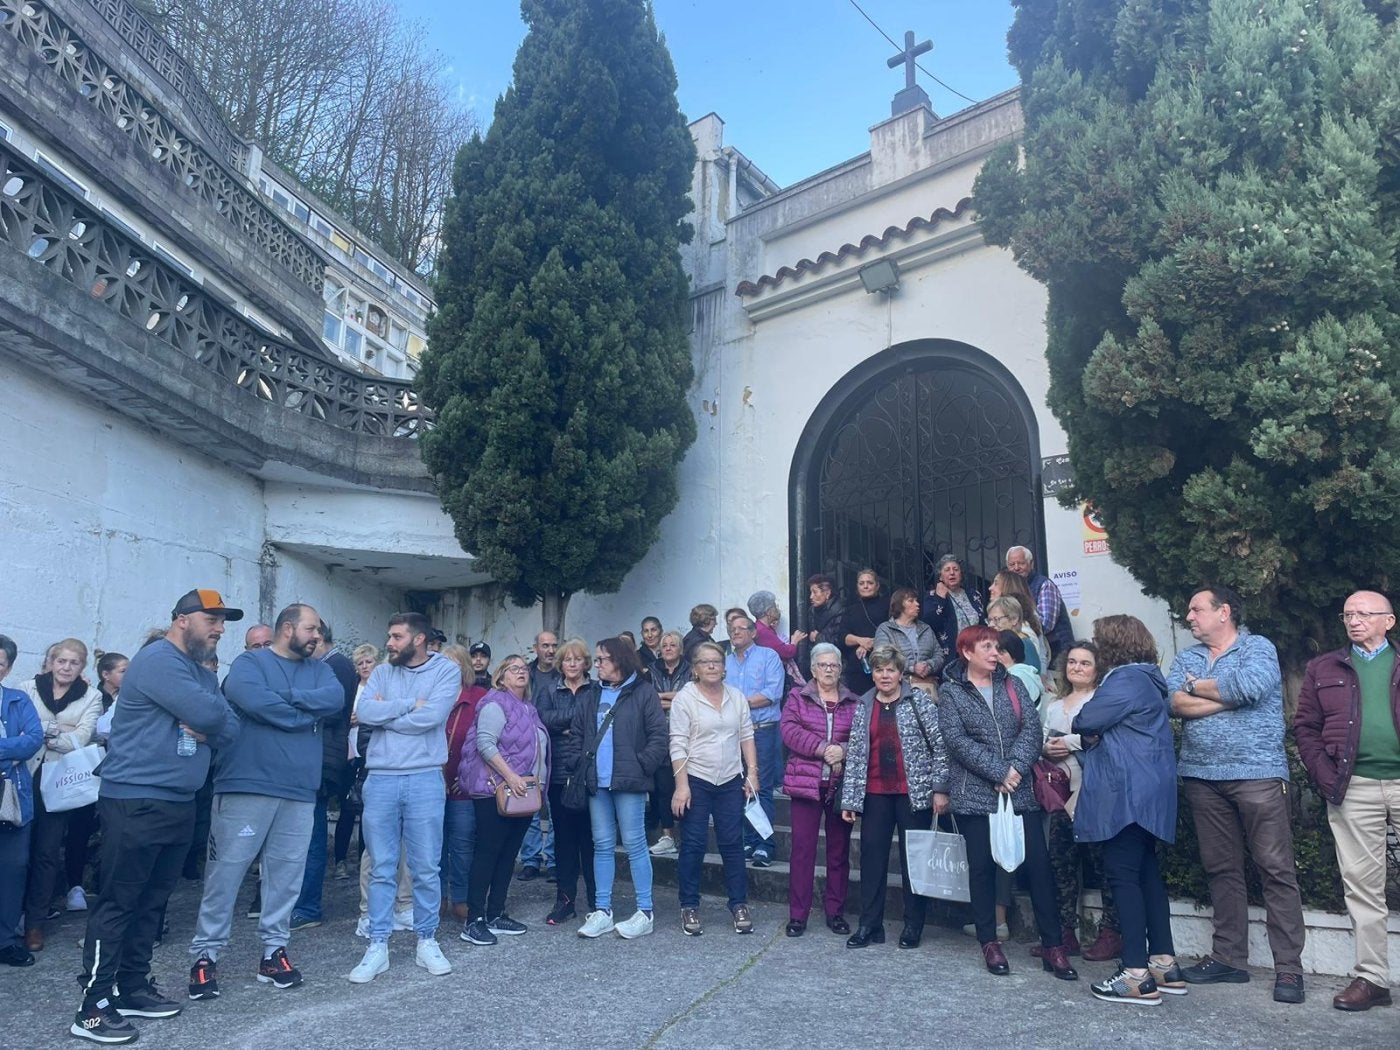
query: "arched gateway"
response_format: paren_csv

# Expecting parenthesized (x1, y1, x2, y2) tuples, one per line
(789, 339, 1045, 605)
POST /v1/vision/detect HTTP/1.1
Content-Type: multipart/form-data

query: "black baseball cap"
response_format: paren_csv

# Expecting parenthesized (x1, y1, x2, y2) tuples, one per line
(427, 628, 448, 645)
(469, 642, 491, 658)
(172, 588, 244, 622)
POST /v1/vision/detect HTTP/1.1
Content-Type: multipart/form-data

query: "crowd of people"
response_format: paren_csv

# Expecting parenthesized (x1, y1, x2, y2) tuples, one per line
(0, 551, 1397, 1043)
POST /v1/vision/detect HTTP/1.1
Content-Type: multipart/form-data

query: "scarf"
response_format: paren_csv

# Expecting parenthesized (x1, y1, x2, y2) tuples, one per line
(35, 672, 89, 716)
(950, 589, 979, 632)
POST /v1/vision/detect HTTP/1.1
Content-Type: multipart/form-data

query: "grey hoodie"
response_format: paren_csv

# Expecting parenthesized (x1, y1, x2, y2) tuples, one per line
(355, 652, 459, 775)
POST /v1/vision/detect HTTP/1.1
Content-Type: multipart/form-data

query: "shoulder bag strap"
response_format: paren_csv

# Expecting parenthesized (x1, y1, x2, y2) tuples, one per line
(582, 694, 625, 763)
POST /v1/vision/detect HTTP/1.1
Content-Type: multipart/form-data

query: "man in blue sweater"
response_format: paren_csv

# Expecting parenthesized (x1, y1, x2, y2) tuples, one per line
(1166, 585, 1306, 1004)
(72, 589, 242, 1046)
(187, 603, 343, 1001)
(347, 612, 460, 985)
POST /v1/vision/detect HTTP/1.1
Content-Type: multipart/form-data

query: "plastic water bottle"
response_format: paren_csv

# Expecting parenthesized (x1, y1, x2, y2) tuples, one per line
(177, 727, 198, 757)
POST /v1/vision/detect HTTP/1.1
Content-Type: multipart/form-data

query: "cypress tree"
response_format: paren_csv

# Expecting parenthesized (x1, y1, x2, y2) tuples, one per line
(418, 0, 697, 632)
(975, 0, 1400, 663)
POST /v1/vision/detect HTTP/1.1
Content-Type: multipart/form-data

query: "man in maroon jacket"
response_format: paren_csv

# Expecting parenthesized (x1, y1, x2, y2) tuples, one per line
(1294, 589, 1400, 1012)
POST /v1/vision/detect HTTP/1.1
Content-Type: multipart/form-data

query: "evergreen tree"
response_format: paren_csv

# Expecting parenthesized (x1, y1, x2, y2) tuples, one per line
(418, 0, 697, 632)
(975, 0, 1400, 663)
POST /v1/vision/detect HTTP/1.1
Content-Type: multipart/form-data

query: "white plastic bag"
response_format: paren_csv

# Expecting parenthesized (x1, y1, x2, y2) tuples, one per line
(743, 795, 773, 840)
(40, 744, 104, 812)
(989, 793, 1025, 873)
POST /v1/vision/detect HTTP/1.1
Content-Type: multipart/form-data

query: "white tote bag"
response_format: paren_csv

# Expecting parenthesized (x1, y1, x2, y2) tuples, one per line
(39, 744, 104, 812)
(906, 825, 971, 901)
(989, 793, 1025, 873)
(743, 795, 773, 840)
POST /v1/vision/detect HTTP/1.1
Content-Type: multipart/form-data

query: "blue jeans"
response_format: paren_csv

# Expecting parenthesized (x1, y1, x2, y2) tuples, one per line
(440, 798, 476, 905)
(743, 726, 781, 855)
(678, 775, 747, 909)
(518, 811, 555, 869)
(361, 771, 444, 941)
(291, 794, 329, 922)
(589, 789, 652, 912)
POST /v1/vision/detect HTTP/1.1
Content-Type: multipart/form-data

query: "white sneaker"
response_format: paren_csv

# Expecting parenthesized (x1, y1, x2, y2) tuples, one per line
(355, 916, 370, 939)
(577, 909, 615, 938)
(347, 942, 389, 984)
(392, 908, 414, 932)
(66, 886, 88, 911)
(415, 938, 452, 976)
(615, 910, 654, 939)
(649, 835, 677, 856)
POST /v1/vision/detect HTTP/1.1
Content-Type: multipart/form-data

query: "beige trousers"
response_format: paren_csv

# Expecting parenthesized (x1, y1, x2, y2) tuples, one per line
(1327, 775, 1400, 987)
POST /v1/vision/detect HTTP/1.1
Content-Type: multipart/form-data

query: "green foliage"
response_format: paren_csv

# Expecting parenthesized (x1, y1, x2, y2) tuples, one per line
(418, 0, 697, 612)
(975, 0, 1400, 666)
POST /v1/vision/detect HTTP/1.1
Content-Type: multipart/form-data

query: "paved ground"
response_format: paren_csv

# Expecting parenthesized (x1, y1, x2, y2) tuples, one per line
(3, 869, 1395, 1050)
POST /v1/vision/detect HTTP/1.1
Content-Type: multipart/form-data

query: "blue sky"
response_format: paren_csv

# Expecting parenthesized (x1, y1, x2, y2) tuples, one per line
(403, 1, 1019, 187)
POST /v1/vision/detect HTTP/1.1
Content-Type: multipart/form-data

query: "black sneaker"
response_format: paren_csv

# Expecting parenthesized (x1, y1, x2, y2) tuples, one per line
(517, 866, 540, 882)
(545, 899, 577, 925)
(1182, 957, 1251, 984)
(288, 914, 322, 932)
(257, 946, 303, 989)
(750, 849, 772, 868)
(114, 980, 182, 1018)
(0, 944, 35, 967)
(70, 999, 138, 1044)
(188, 956, 220, 1000)
(488, 914, 528, 936)
(461, 918, 497, 946)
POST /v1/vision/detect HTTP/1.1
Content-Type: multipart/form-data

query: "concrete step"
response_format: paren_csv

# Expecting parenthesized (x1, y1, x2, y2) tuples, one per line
(615, 848, 974, 928)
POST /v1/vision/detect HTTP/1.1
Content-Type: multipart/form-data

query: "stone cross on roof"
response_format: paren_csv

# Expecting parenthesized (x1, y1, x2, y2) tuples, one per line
(887, 30, 932, 92)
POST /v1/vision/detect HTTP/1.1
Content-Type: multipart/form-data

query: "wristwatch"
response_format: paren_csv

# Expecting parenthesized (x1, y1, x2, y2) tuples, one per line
(1184, 678, 1197, 696)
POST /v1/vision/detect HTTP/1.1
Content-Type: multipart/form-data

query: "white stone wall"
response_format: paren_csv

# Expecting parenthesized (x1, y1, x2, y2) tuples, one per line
(0, 357, 406, 681)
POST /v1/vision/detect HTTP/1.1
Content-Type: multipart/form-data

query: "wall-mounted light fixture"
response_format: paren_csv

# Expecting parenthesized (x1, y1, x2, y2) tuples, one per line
(858, 257, 900, 296)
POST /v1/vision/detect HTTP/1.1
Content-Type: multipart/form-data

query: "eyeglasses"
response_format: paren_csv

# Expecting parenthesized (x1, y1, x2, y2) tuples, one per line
(694, 659, 723, 667)
(813, 662, 840, 671)
(593, 656, 612, 664)
(1340, 611, 1394, 622)
(503, 665, 528, 674)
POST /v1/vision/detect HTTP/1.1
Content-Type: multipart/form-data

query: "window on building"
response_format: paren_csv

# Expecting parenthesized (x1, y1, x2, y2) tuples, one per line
(323, 312, 342, 346)
(292, 201, 309, 223)
(33, 152, 89, 199)
(407, 333, 426, 359)
(388, 321, 409, 350)
(366, 305, 388, 339)
(344, 329, 362, 357)
(330, 230, 352, 254)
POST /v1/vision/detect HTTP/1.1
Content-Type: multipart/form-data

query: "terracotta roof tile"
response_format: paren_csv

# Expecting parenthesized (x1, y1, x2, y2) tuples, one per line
(734, 197, 973, 298)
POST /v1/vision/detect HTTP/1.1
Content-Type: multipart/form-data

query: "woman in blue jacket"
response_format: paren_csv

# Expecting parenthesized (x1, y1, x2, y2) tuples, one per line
(1072, 615, 1184, 1007)
(0, 634, 45, 966)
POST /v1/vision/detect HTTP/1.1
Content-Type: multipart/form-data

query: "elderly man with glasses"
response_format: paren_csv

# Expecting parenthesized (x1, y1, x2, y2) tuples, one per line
(1295, 591, 1400, 1012)
(1165, 585, 1306, 1005)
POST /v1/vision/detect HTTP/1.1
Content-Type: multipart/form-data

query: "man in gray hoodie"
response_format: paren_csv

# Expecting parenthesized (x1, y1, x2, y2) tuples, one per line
(347, 612, 460, 984)
(187, 603, 342, 1000)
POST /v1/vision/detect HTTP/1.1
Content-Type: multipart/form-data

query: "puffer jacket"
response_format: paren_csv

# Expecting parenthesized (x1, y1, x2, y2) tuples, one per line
(781, 680, 859, 801)
(873, 620, 944, 679)
(839, 684, 948, 813)
(937, 661, 1042, 815)
(536, 678, 597, 782)
(0, 686, 44, 825)
(570, 676, 668, 795)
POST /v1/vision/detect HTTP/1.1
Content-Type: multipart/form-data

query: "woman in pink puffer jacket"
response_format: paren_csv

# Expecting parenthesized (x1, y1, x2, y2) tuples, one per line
(780, 643, 859, 937)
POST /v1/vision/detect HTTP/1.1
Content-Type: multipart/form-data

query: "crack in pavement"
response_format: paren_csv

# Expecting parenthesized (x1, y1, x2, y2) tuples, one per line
(641, 924, 782, 1049)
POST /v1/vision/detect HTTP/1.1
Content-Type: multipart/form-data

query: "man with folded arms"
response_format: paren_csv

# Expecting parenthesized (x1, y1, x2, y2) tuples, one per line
(347, 613, 460, 984)
(187, 603, 342, 1001)
(71, 589, 241, 1045)
(1295, 590, 1400, 1012)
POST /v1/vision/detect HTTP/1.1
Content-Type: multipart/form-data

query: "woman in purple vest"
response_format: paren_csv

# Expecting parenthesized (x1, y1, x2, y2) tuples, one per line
(456, 656, 549, 947)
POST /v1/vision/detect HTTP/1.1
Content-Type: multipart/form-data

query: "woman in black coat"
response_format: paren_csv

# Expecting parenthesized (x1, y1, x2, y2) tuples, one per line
(569, 638, 668, 940)
(534, 638, 597, 926)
